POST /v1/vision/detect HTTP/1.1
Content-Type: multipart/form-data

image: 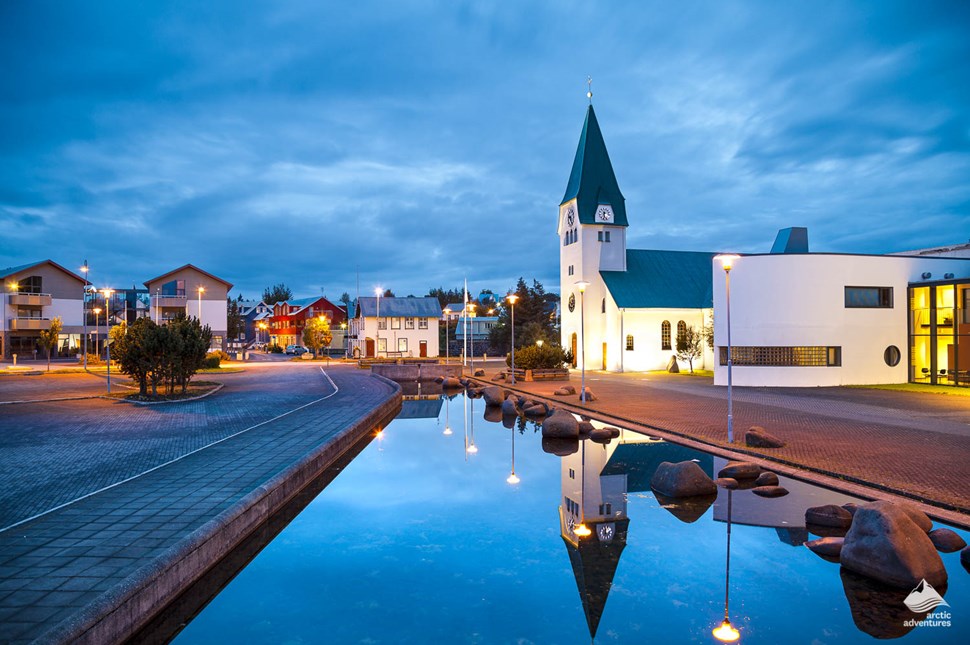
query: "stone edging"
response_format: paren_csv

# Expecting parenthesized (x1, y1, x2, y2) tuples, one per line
(38, 373, 403, 645)
(470, 377, 970, 530)
(114, 382, 226, 406)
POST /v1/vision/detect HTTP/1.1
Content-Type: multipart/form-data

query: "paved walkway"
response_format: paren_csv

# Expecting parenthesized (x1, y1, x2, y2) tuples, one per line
(0, 364, 399, 644)
(475, 368, 970, 516)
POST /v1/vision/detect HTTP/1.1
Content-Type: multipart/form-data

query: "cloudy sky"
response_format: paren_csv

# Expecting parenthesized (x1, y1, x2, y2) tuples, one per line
(2, 1, 968, 300)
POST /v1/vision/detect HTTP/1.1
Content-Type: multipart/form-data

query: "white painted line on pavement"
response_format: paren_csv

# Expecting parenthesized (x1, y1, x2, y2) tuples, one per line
(0, 368, 340, 534)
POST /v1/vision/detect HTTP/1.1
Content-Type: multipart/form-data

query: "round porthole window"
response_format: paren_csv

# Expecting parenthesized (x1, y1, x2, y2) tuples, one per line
(884, 345, 901, 367)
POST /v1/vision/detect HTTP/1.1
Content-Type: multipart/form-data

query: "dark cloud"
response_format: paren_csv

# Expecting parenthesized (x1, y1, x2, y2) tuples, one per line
(1, 1, 968, 297)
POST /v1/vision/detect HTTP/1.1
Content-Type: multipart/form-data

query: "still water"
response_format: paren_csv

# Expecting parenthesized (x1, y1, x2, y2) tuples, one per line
(174, 393, 970, 644)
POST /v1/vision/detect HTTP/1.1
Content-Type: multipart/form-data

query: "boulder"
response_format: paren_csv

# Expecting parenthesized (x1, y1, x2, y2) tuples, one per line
(605, 426, 621, 438)
(491, 373, 506, 381)
(840, 568, 925, 639)
(577, 421, 595, 436)
(755, 471, 779, 487)
(666, 355, 679, 373)
(805, 537, 844, 560)
(807, 523, 850, 539)
(442, 377, 462, 389)
(579, 387, 597, 402)
(523, 404, 548, 418)
(481, 386, 506, 407)
(483, 407, 503, 423)
(542, 409, 579, 439)
(589, 427, 613, 444)
(650, 461, 718, 498)
(928, 528, 967, 553)
(541, 436, 578, 456)
(501, 396, 520, 416)
(501, 412, 518, 429)
(559, 385, 577, 395)
(894, 501, 933, 533)
(843, 502, 860, 516)
(654, 492, 716, 524)
(553, 388, 571, 396)
(840, 500, 947, 589)
(473, 369, 485, 377)
(717, 461, 761, 480)
(962, 546, 970, 573)
(745, 426, 786, 448)
(805, 504, 854, 529)
(752, 485, 789, 498)
(433, 376, 444, 384)
(715, 477, 739, 489)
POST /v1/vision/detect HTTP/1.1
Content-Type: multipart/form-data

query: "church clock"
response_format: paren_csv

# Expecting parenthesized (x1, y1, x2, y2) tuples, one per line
(595, 205, 614, 223)
(568, 293, 576, 312)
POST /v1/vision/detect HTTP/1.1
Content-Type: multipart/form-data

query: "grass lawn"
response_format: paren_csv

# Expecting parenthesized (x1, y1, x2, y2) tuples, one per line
(847, 382, 970, 397)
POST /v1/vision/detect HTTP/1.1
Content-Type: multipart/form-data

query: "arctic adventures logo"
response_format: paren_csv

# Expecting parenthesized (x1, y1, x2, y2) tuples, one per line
(903, 579, 951, 629)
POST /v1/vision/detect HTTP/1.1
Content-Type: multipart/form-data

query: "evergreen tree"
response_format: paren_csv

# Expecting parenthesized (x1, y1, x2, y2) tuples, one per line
(262, 283, 293, 304)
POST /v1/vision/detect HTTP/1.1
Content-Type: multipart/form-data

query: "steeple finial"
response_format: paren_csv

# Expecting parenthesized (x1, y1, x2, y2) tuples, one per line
(586, 76, 593, 104)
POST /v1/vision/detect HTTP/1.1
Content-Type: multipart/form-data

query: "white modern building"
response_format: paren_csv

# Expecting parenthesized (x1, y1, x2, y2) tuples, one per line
(558, 105, 716, 373)
(712, 247, 970, 387)
(145, 264, 232, 351)
(349, 296, 440, 358)
(1, 260, 86, 359)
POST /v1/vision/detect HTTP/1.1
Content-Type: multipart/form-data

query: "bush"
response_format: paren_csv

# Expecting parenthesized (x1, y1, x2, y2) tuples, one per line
(268, 343, 284, 353)
(203, 352, 222, 369)
(506, 343, 572, 370)
(209, 349, 230, 362)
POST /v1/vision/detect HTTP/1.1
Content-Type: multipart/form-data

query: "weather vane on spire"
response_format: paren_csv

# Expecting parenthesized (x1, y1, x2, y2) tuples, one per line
(587, 76, 593, 104)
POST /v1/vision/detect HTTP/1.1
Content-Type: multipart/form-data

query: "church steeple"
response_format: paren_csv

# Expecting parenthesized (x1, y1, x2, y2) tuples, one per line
(561, 105, 628, 227)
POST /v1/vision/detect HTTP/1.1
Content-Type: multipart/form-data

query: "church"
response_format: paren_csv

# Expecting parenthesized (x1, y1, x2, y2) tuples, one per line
(558, 104, 716, 373)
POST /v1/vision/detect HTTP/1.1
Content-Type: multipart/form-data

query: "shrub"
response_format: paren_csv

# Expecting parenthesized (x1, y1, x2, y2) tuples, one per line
(506, 343, 572, 370)
(268, 343, 284, 354)
(203, 352, 222, 369)
(209, 349, 230, 362)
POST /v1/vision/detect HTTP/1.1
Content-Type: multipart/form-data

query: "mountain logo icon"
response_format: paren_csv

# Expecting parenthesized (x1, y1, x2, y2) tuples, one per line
(903, 579, 950, 613)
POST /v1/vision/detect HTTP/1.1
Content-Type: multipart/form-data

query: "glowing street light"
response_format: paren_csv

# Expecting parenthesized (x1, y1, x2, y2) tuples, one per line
(575, 280, 590, 404)
(712, 489, 740, 642)
(197, 286, 205, 324)
(442, 307, 451, 363)
(714, 254, 740, 443)
(3, 280, 18, 360)
(443, 393, 452, 435)
(507, 293, 519, 384)
(80, 261, 90, 368)
(506, 425, 520, 485)
(375, 287, 382, 358)
(101, 288, 114, 394)
(92, 307, 102, 359)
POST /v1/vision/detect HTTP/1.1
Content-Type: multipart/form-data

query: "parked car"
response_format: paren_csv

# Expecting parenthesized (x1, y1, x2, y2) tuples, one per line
(285, 344, 308, 355)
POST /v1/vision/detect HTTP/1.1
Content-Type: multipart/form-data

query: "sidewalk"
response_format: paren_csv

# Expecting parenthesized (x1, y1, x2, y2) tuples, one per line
(0, 366, 401, 644)
(472, 367, 970, 520)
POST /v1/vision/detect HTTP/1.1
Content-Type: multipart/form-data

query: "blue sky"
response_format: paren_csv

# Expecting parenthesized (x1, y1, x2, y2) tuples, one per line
(1, 1, 968, 300)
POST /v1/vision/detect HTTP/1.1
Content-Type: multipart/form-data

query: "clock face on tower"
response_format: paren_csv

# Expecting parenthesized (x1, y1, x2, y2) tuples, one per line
(596, 205, 614, 223)
(568, 293, 576, 312)
(563, 204, 576, 228)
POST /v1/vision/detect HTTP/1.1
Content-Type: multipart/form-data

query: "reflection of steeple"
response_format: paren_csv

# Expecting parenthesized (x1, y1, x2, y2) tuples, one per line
(562, 516, 630, 639)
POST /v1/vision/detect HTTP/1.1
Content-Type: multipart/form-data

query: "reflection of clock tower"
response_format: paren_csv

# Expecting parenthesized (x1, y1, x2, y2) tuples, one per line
(559, 104, 629, 369)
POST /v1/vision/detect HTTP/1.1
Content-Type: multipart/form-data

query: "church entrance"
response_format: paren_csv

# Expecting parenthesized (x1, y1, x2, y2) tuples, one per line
(571, 333, 577, 367)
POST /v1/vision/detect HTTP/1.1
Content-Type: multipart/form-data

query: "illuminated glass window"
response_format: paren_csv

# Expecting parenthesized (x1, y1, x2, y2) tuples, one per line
(626, 335, 634, 351)
(661, 321, 671, 350)
(719, 346, 842, 367)
(845, 286, 893, 308)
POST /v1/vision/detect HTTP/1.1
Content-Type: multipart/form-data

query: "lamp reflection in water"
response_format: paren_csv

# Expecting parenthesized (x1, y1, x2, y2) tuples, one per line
(506, 425, 519, 485)
(443, 394, 452, 435)
(712, 488, 740, 642)
(574, 439, 592, 537)
(465, 394, 478, 454)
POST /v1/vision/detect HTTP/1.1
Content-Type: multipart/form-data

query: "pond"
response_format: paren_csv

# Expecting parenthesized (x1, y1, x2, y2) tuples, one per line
(172, 393, 970, 643)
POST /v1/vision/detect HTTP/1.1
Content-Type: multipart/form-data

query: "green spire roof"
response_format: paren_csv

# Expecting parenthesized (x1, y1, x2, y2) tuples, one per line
(561, 105, 628, 226)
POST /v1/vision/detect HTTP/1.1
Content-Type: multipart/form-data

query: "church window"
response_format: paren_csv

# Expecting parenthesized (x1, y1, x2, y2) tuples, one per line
(626, 335, 634, 351)
(597, 231, 603, 242)
(568, 265, 574, 276)
(677, 320, 687, 344)
(661, 321, 671, 350)
(601, 298, 606, 313)
(605, 231, 611, 242)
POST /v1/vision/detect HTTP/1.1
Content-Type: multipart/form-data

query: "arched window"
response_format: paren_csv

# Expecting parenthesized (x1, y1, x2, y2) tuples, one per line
(661, 321, 671, 350)
(601, 298, 606, 313)
(626, 335, 634, 351)
(677, 320, 687, 344)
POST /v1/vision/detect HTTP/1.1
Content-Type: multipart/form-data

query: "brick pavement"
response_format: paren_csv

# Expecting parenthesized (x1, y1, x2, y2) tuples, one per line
(0, 365, 400, 644)
(474, 368, 970, 515)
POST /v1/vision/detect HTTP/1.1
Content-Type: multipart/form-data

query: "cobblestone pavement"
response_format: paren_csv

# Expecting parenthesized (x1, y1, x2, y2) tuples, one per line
(0, 370, 136, 404)
(0, 364, 397, 644)
(477, 369, 970, 513)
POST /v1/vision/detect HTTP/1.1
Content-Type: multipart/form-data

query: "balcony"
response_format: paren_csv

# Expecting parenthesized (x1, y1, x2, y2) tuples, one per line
(153, 294, 187, 308)
(9, 317, 51, 331)
(8, 293, 52, 307)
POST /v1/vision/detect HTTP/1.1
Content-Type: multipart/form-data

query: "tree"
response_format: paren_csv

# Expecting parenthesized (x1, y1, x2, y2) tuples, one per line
(382, 288, 395, 298)
(227, 298, 244, 343)
(115, 318, 164, 396)
(303, 316, 333, 358)
(38, 316, 62, 371)
(339, 292, 351, 309)
(427, 286, 466, 310)
(262, 283, 293, 305)
(703, 312, 714, 350)
(487, 278, 559, 354)
(167, 314, 212, 393)
(676, 324, 705, 374)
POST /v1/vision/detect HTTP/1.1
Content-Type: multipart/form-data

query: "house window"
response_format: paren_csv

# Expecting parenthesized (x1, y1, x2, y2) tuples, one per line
(661, 321, 671, 350)
(378, 318, 387, 330)
(391, 317, 401, 329)
(405, 317, 415, 330)
(398, 338, 408, 352)
(377, 338, 387, 352)
(845, 286, 893, 308)
(626, 335, 634, 351)
(418, 318, 428, 329)
(719, 346, 842, 367)
(20, 275, 43, 294)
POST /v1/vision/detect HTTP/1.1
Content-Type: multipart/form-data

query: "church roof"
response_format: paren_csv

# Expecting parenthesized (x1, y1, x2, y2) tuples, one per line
(563, 518, 630, 639)
(561, 105, 628, 227)
(601, 249, 715, 309)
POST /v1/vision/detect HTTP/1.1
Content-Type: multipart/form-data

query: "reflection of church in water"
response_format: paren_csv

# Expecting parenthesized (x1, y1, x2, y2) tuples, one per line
(558, 431, 711, 639)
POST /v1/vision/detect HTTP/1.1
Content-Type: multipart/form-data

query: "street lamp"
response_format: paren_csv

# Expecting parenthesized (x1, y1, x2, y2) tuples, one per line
(536, 340, 543, 348)
(467, 302, 477, 372)
(340, 321, 348, 358)
(714, 254, 740, 443)
(92, 307, 102, 360)
(712, 489, 740, 642)
(80, 261, 89, 368)
(3, 280, 18, 360)
(197, 286, 205, 324)
(257, 321, 267, 348)
(374, 287, 382, 358)
(507, 294, 519, 384)
(101, 288, 114, 394)
(442, 308, 451, 363)
(575, 280, 590, 404)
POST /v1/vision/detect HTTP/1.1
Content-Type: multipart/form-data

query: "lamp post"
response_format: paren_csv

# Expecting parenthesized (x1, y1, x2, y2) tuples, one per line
(506, 294, 519, 384)
(80, 261, 89, 368)
(197, 286, 205, 324)
(575, 280, 590, 404)
(3, 280, 18, 361)
(92, 307, 102, 360)
(468, 302, 477, 372)
(374, 287, 382, 358)
(712, 489, 740, 642)
(442, 308, 450, 363)
(101, 289, 114, 393)
(574, 439, 592, 537)
(258, 322, 267, 349)
(340, 321, 347, 358)
(714, 255, 740, 443)
(443, 392, 452, 435)
(506, 425, 520, 485)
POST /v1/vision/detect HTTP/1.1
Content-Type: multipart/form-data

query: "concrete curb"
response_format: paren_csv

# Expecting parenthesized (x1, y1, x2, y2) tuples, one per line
(120, 382, 225, 406)
(38, 374, 403, 645)
(470, 377, 970, 530)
